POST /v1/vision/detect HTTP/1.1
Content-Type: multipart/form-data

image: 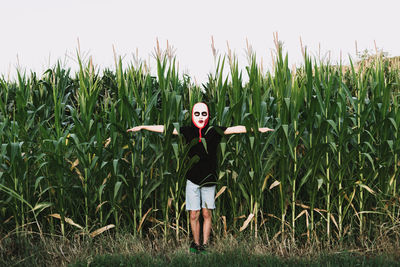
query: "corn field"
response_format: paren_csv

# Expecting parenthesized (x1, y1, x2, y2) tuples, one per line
(0, 41, 399, 244)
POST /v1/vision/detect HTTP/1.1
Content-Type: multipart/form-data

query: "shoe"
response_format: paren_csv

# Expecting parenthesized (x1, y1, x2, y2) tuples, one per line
(199, 243, 208, 254)
(189, 242, 200, 254)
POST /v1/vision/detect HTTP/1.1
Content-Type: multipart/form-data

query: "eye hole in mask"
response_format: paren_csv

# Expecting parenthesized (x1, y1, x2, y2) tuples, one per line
(194, 111, 208, 116)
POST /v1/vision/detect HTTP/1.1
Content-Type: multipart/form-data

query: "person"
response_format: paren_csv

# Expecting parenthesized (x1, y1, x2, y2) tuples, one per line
(127, 102, 274, 253)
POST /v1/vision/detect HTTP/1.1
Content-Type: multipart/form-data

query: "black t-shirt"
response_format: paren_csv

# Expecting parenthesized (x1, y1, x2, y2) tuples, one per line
(180, 125, 227, 186)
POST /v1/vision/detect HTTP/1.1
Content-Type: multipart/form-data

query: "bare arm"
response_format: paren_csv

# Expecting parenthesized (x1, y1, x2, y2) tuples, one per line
(258, 127, 275, 133)
(106, 125, 177, 147)
(127, 125, 178, 135)
(224, 126, 274, 135)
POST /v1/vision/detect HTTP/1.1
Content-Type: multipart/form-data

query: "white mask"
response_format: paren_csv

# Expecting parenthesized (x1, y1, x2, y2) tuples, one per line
(191, 102, 209, 142)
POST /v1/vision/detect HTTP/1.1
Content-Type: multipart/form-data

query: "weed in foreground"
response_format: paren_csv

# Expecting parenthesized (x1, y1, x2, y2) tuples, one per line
(2, 232, 400, 267)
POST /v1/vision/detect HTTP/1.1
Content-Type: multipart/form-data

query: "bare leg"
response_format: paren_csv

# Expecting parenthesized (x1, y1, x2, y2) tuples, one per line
(202, 208, 212, 245)
(190, 210, 201, 245)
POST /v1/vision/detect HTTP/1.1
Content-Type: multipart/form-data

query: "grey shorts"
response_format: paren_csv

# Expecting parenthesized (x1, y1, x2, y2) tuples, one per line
(185, 180, 216, 210)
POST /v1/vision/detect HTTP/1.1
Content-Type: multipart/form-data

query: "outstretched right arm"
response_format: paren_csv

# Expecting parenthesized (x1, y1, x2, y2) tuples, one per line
(127, 125, 178, 135)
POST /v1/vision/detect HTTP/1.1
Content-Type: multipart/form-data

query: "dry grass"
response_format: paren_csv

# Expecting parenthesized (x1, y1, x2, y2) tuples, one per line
(2, 225, 400, 267)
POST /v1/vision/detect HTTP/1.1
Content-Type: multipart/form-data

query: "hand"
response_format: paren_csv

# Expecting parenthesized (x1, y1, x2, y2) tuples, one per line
(127, 126, 143, 132)
(259, 127, 274, 133)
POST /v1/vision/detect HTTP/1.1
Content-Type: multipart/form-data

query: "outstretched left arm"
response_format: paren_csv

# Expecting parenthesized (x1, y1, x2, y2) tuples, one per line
(224, 126, 274, 135)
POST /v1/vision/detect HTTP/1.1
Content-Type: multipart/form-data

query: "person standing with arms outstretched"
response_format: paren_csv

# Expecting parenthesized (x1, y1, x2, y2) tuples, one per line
(127, 102, 274, 253)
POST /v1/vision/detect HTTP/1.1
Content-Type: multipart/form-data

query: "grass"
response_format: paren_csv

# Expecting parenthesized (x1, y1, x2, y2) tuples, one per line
(1, 232, 400, 267)
(71, 253, 400, 267)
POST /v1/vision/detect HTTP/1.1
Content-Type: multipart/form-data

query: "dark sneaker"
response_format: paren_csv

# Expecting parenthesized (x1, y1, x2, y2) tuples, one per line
(199, 244, 208, 254)
(189, 242, 200, 254)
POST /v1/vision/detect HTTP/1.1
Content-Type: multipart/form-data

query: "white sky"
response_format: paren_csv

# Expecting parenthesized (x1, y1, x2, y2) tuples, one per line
(1, 0, 399, 83)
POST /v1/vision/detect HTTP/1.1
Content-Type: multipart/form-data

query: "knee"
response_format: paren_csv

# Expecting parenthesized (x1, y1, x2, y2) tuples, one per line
(190, 210, 200, 221)
(202, 209, 212, 220)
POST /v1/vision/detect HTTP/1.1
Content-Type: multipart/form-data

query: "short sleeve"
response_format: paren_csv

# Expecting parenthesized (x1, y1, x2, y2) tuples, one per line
(179, 126, 192, 143)
(215, 126, 227, 136)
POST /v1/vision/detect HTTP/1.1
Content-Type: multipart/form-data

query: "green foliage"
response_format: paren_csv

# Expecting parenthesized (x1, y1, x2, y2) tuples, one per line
(0, 43, 399, 245)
